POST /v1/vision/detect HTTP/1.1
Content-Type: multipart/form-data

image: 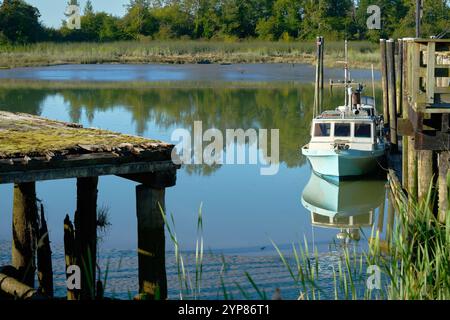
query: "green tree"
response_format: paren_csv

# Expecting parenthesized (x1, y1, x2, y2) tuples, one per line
(395, 0, 450, 38)
(0, 0, 44, 43)
(355, 0, 408, 41)
(300, 0, 355, 40)
(219, 0, 261, 38)
(151, 1, 193, 38)
(123, 0, 159, 38)
(256, 0, 302, 40)
(84, 0, 94, 15)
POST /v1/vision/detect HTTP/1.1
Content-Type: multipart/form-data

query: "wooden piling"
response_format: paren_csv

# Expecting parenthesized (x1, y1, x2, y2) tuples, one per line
(380, 39, 389, 125)
(417, 150, 434, 203)
(402, 39, 409, 190)
(438, 151, 450, 223)
(64, 215, 78, 300)
(387, 39, 398, 148)
(12, 182, 38, 287)
(396, 39, 403, 117)
(407, 137, 418, 201)
(135, 185, 167, 300)
(75, 177, 98, 300)
(36, 203, 53, 297)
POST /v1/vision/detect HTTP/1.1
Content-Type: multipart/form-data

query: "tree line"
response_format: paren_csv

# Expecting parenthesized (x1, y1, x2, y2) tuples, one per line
(0, 0, 449, 44)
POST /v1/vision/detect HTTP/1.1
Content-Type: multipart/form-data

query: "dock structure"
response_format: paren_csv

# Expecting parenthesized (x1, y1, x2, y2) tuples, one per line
(381, 38, 450, 223)
(0, 111, 179, 300)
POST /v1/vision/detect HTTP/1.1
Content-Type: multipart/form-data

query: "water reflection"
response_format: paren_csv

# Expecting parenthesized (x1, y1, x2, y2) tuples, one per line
(301, 172, 386, 244)
(0, 83, 382, 175)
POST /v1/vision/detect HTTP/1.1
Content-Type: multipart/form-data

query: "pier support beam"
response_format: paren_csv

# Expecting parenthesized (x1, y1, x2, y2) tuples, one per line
(438, 151, 450, 223)
(380, 39, 389, 126)
(75, 177, 98, 300)
(12, 182, 38, 287)
(387, 39, 398, 149)
(136, 185, 167, 300)
(407, 137, 418, 201)
(417, 150, 434, 203)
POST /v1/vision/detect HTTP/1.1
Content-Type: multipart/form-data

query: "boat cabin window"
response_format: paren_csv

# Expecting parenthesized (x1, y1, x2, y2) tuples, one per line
(314, 123, 331, 137)
(354, 123, 372, 138)
(334, 123, 351, 137)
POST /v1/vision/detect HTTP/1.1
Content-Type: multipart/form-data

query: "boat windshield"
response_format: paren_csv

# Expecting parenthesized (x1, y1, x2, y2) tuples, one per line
(361, 96, 375, 106)
(314, 123, 331, 137)
(334, 123, 351, 137)
(355, 123, 372, 138)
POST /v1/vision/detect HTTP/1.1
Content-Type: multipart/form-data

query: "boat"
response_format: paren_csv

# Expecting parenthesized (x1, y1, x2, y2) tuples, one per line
(301, 172, 386, 242)
(301, 41, 387, 178)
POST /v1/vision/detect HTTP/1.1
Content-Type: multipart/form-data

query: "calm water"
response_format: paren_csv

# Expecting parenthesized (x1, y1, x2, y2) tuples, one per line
(0, 64, 388, 299)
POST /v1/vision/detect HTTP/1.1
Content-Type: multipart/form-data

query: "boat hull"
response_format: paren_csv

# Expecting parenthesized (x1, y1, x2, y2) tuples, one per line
(301, 147, 385, 177)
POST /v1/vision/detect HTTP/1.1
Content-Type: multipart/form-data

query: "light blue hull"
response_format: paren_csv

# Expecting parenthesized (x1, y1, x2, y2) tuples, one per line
(301, 147, 385, 177)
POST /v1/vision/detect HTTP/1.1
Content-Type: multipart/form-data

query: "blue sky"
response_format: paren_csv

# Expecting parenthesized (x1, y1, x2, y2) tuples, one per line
(26, 0, 129, 28)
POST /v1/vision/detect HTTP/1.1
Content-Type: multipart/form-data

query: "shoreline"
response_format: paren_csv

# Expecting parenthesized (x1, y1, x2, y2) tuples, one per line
(0, 40, 380, 69)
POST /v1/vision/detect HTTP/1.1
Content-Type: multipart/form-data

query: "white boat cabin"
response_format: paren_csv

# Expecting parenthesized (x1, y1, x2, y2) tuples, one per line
(308, 98, 383, 152)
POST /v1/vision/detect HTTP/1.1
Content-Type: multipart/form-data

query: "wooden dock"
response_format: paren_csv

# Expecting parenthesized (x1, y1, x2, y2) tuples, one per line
(381, 38, 450, 223)
(0, 111, 179, 300)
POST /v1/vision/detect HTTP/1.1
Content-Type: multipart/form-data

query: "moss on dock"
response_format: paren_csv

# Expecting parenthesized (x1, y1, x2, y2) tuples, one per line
(0, 111, 161, 159)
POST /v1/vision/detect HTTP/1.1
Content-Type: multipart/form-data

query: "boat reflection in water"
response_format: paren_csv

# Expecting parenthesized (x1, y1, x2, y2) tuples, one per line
(301, 172, 386, 244)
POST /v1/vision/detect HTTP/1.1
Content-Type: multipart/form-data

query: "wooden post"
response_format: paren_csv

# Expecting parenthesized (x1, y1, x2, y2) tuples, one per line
(396, 39, 403, 116)
(0, 273, 39, 299)
(438, 151, 450, 223)
(380, 39, 389, 125)
(75, 177, 98, 300)
(415, 0, 421, 38)
(402, 39, 409, 190)
(36, 203, 53, 297)
(136, 185, 167, 300)
(417, 150, 434, 203)
(387, 39, 398, 148)
(407, 137, 418, 201)
(64, 215, 78, 300)
(12, 182, 38, 287)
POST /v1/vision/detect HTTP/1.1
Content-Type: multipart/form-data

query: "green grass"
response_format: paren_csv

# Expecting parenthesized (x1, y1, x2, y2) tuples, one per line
(0, 40, 379, 69)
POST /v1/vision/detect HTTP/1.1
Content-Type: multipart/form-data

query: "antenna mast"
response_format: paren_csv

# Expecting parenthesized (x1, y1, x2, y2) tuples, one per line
(344, 40, 349, 107)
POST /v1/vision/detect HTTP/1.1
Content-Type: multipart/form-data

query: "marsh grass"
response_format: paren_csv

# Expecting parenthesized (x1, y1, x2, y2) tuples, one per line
(0, 40, 379, 69)
(160, 176, 450, 300)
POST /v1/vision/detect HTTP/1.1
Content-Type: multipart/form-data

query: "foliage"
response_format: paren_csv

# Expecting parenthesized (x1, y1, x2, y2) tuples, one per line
(1, 0, 449, 44)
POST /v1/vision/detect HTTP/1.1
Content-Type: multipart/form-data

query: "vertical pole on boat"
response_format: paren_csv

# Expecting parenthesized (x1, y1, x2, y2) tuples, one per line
(319, 36, 325, 114)
(314, 36, 323, 117)
(380, 39, 389, 127)
(344, 39, 349, 108)
(314, 36, 321, 117)
(371, 64, 376, 110)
